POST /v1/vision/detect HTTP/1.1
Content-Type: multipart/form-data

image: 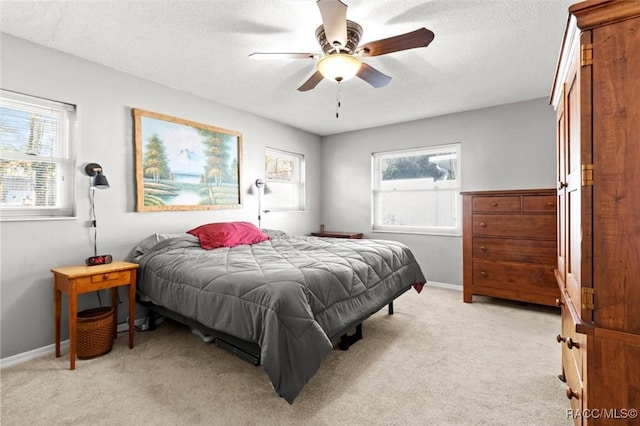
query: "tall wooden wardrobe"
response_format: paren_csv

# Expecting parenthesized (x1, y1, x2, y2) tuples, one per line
(551, 1, 640, 424)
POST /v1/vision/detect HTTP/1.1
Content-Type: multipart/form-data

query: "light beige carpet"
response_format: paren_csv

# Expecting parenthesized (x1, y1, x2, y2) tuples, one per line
(1, 286, 572, 425)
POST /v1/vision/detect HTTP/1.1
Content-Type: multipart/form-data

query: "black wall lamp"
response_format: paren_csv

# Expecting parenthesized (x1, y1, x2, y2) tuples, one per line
(84, 162, 110, 189)
(84, 162, 111, 265)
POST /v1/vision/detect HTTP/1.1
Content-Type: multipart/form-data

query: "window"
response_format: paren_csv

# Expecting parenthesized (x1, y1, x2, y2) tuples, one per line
(0, 90, 77, 221)
(264, 147, 304, 212)
(372, 143, 461, 235)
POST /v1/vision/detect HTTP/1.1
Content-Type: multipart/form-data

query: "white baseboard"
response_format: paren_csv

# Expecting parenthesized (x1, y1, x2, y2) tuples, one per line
(1, 340, 69, 369)
(425, 281, 462, 291)
(2, 317, 156, 369)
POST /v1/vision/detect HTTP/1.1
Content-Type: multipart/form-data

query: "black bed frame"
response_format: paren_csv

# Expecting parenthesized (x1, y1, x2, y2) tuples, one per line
(137, 284, 409, 366)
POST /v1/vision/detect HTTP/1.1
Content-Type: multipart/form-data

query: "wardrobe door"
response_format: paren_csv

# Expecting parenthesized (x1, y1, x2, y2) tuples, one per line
(564, 31, 594, 322)
(591, 16, 640, 332)
(556, 93, 567, 290)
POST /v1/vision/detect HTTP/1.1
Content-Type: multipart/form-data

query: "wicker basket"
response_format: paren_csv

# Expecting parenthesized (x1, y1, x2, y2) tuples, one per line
(77, 307, 115, 359)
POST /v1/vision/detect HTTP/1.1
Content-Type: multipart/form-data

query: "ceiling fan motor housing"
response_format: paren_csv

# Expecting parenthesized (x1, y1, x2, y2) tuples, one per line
(315, 20, 363, 54)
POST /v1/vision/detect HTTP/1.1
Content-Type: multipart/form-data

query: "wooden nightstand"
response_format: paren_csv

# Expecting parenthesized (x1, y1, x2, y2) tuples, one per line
(51, 261, 138, 369)
(310, 231, 363, 239)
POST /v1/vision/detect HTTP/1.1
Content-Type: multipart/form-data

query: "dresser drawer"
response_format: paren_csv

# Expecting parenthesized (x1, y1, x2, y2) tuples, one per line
(472, 260, 557, 296)
(560, 293, 584, 424)
(90, 271, 129, 284)
(522, 195, 556, 213)
(562, 342, 583, 421)
(472, 214, 556, 238)
(472, 237, 556, 264)
(66, 267, 135, 293)
(560, 295, 584, 379)
(472, 196, 521, 213)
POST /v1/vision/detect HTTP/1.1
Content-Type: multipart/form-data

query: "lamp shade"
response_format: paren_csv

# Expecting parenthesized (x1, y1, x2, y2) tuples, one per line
(84, 163, 110, 189)
(317, 54, 362, 82)
(92, 171, 110, 189)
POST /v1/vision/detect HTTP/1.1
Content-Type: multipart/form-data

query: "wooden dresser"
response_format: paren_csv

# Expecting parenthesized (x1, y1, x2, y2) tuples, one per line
(462, 189, 559, 307)
(551, 1, 640, 424)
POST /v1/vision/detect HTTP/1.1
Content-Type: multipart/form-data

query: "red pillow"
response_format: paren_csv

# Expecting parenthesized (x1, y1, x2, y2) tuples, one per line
(187, 221, 270, 249)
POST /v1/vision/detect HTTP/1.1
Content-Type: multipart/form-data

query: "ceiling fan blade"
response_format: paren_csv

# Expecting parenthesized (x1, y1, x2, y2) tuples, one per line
(357, 28, 435, 57)
(298, 70, 325, 92)
(316, 0, 348, 49)
(356, 63, 392, 88)
(249, 52, 319, 60)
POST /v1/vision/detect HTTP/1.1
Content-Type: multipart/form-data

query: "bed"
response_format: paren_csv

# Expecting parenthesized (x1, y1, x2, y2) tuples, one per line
(129, 222, 426, 403)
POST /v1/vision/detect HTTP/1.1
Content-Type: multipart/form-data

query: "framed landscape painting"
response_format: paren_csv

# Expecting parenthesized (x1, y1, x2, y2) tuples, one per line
(133, 108, 242, 212)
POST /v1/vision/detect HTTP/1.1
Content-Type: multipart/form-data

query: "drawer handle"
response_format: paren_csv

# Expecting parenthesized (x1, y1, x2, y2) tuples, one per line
(480, 246, 487, 251)
(555, 298, 563, 308)
(556, 334, 567, 344)
(547, 202, 554, 206)
(566, 337, 580, 350)
(491, 202, 498, 207)
(479, 222, 487, 228)
(102, 274, 110, 280)
(480, 271, 487, 277)
(566, 387, 579, 400)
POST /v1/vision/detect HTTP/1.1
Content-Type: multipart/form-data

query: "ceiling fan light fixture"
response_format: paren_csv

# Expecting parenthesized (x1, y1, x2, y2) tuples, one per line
(317, 54, 362, 82)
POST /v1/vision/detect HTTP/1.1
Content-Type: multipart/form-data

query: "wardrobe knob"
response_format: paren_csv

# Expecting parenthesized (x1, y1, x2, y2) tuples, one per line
(566, 387, 579, 400)
(555, 298, 563, 308)
(566, 337, 580, 350)
(556, 334, 567, 343)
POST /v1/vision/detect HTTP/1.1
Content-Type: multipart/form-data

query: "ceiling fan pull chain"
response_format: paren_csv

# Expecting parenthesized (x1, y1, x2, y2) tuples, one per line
(336, 82, 341, 118)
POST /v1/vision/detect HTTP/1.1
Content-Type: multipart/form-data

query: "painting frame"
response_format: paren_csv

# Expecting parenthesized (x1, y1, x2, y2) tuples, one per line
(133, 108, 242, 212)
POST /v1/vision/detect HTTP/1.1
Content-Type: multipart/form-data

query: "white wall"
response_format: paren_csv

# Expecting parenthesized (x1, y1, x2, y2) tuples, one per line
(0, 32, 557, 360)
(0, 34, 322, 359)
(321, 98, 556, 286)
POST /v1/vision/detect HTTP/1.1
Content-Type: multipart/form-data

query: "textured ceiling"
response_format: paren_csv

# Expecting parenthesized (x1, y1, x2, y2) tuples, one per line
(0, 0, 574, 136)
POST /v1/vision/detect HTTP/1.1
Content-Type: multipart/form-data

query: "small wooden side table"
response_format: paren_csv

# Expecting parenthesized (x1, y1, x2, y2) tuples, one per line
(310, 231, 363, 239)
(51, 261, 138, 369)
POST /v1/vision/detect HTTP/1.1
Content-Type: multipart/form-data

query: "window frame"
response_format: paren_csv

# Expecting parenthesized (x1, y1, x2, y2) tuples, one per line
(264, 147, 305, 213)
(371, 143, 462, 236)
(0, 89, 77, 221)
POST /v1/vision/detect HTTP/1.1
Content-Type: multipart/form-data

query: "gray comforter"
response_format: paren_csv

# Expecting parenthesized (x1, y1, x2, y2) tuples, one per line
(132, 233, 426, 403)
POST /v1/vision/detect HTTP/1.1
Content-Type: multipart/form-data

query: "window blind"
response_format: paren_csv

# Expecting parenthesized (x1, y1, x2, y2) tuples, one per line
(0, 89, 77, 220)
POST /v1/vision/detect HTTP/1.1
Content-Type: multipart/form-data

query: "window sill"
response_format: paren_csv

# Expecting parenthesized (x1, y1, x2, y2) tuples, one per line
(0, 215, 78, 222)
(263, 209, 305, 214)
(371, 229, 461, 237)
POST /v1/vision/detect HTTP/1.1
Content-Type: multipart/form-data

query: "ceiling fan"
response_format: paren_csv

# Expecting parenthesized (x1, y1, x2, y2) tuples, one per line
(249, 0, 435, 92)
